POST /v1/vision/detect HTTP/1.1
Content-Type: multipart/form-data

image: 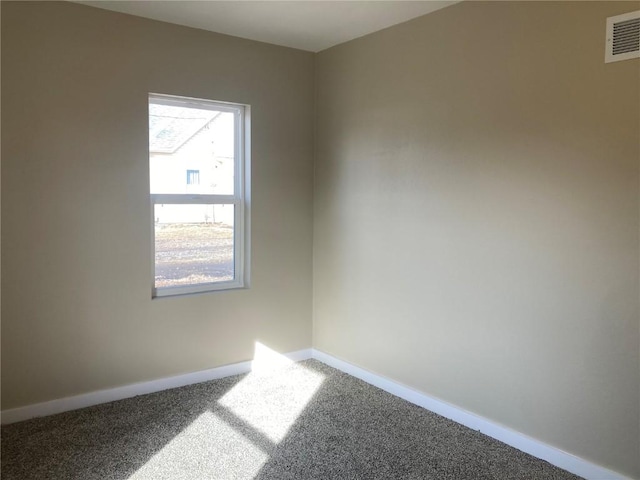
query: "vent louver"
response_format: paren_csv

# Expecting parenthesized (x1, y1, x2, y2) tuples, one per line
(605, 11, 640, 63)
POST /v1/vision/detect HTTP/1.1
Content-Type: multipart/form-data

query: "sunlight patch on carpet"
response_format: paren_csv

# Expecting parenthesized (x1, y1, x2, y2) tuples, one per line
(218, 342, 325, 443)
(128, 343, 324, 479)
(128, 411, 268, 480)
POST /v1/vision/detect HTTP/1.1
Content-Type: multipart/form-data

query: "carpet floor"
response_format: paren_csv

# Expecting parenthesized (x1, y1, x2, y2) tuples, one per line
(2, 359, 582, 480)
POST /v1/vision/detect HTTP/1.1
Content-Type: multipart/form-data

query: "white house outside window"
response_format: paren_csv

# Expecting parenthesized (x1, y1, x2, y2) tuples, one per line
(149, 93, 250, 297)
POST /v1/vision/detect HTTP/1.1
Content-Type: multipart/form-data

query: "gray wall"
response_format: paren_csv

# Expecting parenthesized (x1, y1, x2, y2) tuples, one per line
(314, 2, 639, 478)
(1, 1, 315, 409)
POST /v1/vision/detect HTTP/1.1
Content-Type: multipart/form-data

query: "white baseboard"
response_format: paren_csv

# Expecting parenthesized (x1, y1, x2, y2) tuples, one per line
(1, 348, 313, 425)
(311, 349, 633, 480)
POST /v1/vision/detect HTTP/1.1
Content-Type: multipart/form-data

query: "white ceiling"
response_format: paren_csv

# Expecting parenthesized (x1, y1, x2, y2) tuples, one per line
(76, 1, 459, 52)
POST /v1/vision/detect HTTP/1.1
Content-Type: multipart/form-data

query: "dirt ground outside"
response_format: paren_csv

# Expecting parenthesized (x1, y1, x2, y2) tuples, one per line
(154, 223, 234, 288)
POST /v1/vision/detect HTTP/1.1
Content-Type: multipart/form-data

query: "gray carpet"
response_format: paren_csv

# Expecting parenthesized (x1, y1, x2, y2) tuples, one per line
(2, 359, 582, 480)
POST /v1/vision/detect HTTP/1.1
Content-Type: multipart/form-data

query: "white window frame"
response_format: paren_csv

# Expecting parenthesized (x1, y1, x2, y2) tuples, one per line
(149, 93, 250, 298)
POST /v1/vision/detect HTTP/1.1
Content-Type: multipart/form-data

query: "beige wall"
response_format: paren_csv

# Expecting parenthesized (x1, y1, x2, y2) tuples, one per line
(1, 2, 314, 409)
(314, 2, 639, 478)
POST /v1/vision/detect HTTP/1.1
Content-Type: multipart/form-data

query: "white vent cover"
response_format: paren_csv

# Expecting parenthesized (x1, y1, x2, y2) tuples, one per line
(605, 10, 640, 63)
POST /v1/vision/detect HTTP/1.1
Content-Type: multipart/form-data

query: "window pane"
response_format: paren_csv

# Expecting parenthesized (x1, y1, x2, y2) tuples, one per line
(149, 102, 235, 195)
(154, 204, 235, 289)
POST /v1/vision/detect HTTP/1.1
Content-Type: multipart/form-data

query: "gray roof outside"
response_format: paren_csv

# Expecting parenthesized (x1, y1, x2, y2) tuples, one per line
(149, 104, 220, 154)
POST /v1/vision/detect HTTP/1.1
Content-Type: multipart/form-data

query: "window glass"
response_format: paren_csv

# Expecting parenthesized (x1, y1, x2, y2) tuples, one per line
(149, 104, 235, 195)
(154, 204, 235, 288)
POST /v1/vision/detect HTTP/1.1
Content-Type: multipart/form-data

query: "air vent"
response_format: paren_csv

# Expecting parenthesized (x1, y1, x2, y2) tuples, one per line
(605, 10, 640, 63)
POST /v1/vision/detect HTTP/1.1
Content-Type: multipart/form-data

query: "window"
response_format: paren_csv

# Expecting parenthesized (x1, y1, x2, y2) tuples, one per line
(186, 169, 200, 185)
(149, 93, 250, 297)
